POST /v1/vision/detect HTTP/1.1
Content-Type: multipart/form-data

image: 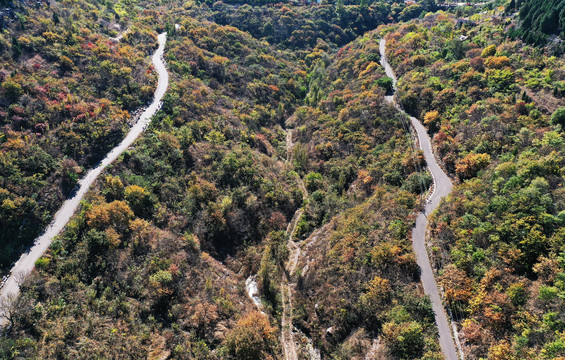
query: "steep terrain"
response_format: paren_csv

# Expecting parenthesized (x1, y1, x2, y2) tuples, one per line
(383, 10, 565, 359)
(507, 0, 565, 44)
(0, 30, 169, 326)
(1, 2, 442, 358)
(0, 0, 158, 270)
(380, 37, 459, 360)
(1, 0, 564, 359)
(280, 30, 443, 359)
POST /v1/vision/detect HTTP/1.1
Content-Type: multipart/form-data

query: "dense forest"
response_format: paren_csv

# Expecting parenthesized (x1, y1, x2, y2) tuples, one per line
(0, 0, 440, 357)
(0, 0, 564, 358)
(0, 0, 158, 269)
(0, 0, 438, 275)
(383, 9, 565, 359)
(507, 0, 565, 44)
(208, 0, 437, 49)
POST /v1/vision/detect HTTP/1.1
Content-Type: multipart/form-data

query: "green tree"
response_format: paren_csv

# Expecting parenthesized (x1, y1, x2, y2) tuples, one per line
(383, 321, 426, 358)
(376, 76, 394, 94)
(550, 107, 565, 127)
(304, 172, 324, 192)
(336, 0, 345, 17)
(124, 185, 153, 218)
(2, 80, 23, 102)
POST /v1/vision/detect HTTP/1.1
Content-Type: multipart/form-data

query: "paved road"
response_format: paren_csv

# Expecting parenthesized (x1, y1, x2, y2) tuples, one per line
(380, 38, 459, 360)
(436, 1, 492, 7)
(0, 32, 169, 325)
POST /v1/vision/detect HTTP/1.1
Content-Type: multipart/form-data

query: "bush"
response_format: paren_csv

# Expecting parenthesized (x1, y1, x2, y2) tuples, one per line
(402, 172, 432, 194)
(481, 44, 497, 57)
(376, 76, 394, 94)
(551, 107, 565, 127)
(35, 257, 50, 270)
(304, 172, 324, 192)
(225, 311, 277, 360)
(455, 153, 491, 179)
(2, 80, 23, 102)
(383, 321, 425, 359)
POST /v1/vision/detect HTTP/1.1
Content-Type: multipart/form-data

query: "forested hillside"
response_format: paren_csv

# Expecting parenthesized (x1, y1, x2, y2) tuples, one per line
(0, 0, 441, 358)
(0, 0, 435, 275)
(1, 0, 564, 359)
(209, 0, 436, 49)
(383, 9, 565, 359)
(507, 0, 565, 44)
(0, 0, 157, 269)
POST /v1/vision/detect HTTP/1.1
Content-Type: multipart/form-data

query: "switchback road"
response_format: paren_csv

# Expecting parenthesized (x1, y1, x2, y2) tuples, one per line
(380, 38, 459, 360)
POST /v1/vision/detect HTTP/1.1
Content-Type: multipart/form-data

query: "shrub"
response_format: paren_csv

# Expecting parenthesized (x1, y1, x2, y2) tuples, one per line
(304, 172, 324, 192)
(376, 76, 394, 94)
(550, 107, 565, 127)
(383, 321, 425, 359)
(225, 311, 277, 360)
(481, 44, 497, 57)
(455, 153, 491, 179)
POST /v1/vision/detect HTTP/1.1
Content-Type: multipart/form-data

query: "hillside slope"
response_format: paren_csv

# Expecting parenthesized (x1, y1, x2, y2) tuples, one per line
(383, 10, 565, 359)
(0, 0, 158, 270)
(1, 2, 442, 358)
(507, 0, 565, 44)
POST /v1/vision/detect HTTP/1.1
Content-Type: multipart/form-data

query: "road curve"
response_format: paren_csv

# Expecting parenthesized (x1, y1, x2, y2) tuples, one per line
(379, 38, 459, 360)
(0, 32, 169, 324)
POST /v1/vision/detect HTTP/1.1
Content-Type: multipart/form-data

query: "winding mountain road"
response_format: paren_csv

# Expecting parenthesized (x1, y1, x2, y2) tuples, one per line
(379, 38, 459, 360)
(0, 32, 169, 325)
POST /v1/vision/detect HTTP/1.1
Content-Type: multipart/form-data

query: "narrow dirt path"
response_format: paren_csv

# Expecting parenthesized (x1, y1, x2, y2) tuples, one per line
(281, 272, 298, 360)
(380, 38, 461, 360)
(243, 127, 308, 359)
(280, 128, 304, 360)
(110, 26, 131, 42)
(0, 33, 169, 326)
(280, 126, 325, 360)
(286, 129, 294, 160)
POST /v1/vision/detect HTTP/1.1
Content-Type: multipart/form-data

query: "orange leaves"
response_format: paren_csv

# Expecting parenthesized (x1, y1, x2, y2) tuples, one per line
(469, 56, 485, 71)
(357, 169, 373, 185)
(86, 200, 134, 231)
(2, 137, 25, 151)
(461, 319, 489, 347)
(483, 291, 511, 327)
(455, 153, 491, 180)
(225, 311, 277, 360)
(370, 243, 404, 265)
(423, 110, 439, 125)
(189, 302, 219, 329)
(104, 227, 121, 248)
(485, 56, 511, 69)
(358, 61, 380, 79)
(267, 84, 279, 92)
(363, 276, 392, 305)
(210, 54, 229, 66)
(329, 231, 364, 265)
(440, 265, 474, 303)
